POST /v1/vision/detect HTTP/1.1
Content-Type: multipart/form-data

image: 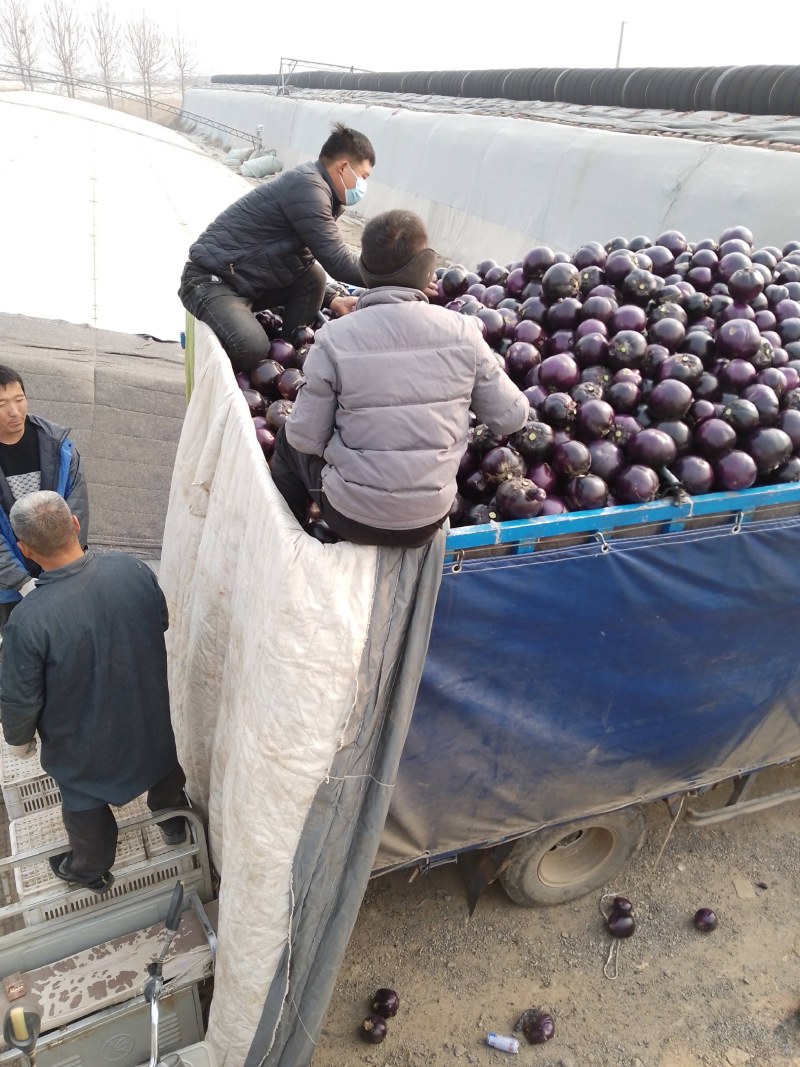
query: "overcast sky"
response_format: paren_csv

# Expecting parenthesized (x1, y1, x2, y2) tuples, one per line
(75, 1, 800, 79)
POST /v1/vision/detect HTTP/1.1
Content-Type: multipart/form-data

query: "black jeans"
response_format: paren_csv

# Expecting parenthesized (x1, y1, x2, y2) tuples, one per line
(178, 261, 327, 373)
(270, 427, 445, 549)
(61, 764, 190, 881)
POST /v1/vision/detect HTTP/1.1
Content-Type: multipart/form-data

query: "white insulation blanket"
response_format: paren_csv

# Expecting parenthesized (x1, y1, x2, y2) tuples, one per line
(159, 324, 379, 1065)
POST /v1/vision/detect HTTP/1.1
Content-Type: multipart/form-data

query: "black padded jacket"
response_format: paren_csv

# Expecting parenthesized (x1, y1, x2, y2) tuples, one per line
(188, 160, 364, 297)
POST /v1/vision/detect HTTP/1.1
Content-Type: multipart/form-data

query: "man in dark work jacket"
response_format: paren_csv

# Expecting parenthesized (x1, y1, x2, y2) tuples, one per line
(0, 491, 188, 893)
(178, 121, 375, 372)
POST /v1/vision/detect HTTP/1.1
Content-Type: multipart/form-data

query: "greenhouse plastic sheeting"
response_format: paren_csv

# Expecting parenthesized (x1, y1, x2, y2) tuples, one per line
(185, 88, 800, 270)
(159, 323, 444, 1066)
(376, 514, 800, 871)
(0, 90, 250, 341)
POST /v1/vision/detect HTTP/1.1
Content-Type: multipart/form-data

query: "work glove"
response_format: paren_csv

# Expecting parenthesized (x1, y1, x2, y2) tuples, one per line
(18, 578, 36, 597)
(8, 739, 36, 760)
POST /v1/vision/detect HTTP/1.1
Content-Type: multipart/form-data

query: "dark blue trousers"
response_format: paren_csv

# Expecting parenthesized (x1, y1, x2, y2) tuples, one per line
(61, 763, 189, 881)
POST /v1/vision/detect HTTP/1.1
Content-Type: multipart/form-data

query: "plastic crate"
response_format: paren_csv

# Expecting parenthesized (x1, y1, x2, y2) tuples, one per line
(9, 797, 197, 926)
(3, 776, 61, 820)
(0, 741, 61, 819)
(34, 859, 196, 924)
(128, 795, 195, 870)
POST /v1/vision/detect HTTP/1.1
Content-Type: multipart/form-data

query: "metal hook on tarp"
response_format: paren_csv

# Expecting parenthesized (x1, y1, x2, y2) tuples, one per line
(451, 549, 464, 574)
(731, 512, 744, 534)
(594, 531, 610, 554)
(408, 852, 431, 882)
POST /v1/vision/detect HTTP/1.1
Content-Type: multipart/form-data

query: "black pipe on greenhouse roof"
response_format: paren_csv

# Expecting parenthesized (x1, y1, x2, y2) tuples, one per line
(209, 65, 800, 116)
(460, 69, 509, 99)
(589, 68, 635, 106)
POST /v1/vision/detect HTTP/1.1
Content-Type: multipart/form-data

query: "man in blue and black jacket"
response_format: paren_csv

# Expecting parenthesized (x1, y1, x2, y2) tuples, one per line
(0, 364, 88, 632)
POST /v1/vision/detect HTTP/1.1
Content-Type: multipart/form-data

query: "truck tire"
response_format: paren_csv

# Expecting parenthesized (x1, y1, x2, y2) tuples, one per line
(499, 807, 647, 907)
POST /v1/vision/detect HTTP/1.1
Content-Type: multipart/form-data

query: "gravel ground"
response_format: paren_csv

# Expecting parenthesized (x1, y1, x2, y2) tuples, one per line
(312, 764, 800, 1067)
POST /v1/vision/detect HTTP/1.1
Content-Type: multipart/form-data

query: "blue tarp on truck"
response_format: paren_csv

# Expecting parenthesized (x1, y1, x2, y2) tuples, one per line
(378, 489, 800, 871)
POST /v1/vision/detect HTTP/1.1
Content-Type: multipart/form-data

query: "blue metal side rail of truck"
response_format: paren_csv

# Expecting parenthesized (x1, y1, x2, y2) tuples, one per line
(377, 482, 800, 906)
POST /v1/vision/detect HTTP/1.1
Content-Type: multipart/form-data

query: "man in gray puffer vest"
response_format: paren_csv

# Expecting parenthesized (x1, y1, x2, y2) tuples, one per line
(270, 210, 530, 547)
(179, 122, 375, 372)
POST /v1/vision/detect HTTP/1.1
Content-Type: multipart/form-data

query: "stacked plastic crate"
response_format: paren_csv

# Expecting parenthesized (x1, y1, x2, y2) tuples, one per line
(0, 741, 60, 820)
(1, 740, 197, 926)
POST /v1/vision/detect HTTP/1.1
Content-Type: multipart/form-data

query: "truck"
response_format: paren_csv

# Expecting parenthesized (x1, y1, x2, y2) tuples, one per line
(181, 303, 800, 917)
(374, 478, 800, 908)
(148, 320, 800, 1065)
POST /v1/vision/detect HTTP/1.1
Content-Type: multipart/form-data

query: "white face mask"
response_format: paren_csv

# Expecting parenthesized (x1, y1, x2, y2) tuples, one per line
(343, 163, 367, 207)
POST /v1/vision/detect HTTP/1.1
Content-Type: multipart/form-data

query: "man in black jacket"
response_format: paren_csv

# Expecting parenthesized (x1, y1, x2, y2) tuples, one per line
(179, 122, 375, 372)
(0, 492, 188, 894)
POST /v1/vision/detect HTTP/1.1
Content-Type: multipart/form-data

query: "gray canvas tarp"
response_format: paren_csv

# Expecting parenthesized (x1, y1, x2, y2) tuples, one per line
(250, 536, 443, 1066)
(0, 313, 186, 555)
(159, 323, 445, 1066)
(251, 533, 445, 1067)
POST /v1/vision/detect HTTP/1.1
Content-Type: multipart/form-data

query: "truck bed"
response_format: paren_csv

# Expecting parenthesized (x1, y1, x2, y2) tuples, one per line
(377, 483, 800, 871)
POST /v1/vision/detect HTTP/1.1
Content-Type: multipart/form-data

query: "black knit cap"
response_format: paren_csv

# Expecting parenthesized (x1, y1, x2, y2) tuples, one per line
(359, 247, 437, 292)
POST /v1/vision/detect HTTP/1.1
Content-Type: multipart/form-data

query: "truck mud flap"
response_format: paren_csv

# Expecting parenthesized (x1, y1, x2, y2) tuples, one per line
(456, 841, 516, 917)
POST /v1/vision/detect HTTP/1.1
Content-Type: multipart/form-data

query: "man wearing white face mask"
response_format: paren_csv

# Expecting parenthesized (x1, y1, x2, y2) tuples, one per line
(179, 122, 375, 372)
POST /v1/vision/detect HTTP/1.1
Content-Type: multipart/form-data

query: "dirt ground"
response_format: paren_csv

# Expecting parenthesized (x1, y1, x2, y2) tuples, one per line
(312, 764, 800, 1067)
(180, 132, 800, 1067)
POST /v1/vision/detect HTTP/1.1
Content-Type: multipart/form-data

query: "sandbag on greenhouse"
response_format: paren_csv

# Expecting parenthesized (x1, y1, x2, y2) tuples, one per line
(224, 146, 254, 166)
(241, 152, 283, 178)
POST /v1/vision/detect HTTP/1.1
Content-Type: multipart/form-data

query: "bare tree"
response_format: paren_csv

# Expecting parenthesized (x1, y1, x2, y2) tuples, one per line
(0, 0, 39, 88)
(171, 25, 195, 101)
(42, 0, 84, 97)
(127, 12, 167, 119)
(88, 2, 122, 108)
